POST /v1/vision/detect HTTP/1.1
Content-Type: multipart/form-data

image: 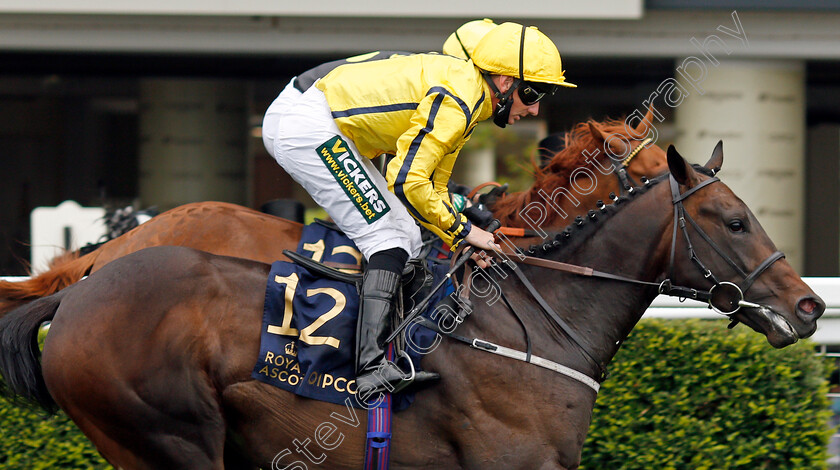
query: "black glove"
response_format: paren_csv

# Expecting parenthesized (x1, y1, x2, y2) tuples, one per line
(476, 183, 509, 209)
(448, 180, 471, 197)
(463, 205, 495, 229)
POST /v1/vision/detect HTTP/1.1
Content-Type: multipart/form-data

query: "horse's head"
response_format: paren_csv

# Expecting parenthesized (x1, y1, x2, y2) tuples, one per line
(665, 143, 824, 348)
(494, 108, 669, 229)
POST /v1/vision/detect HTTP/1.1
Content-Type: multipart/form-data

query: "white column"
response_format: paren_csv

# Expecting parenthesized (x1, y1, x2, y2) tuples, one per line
(675, 60, 805, 272)
(138, 79, 247, 211)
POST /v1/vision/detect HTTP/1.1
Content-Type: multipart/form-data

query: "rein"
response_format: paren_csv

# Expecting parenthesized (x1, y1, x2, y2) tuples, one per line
(434, 171, 785, 394)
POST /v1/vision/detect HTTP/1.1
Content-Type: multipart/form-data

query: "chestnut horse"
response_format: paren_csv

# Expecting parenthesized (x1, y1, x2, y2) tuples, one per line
(0, 112, 667, 317)
(0, 144, 824, 469)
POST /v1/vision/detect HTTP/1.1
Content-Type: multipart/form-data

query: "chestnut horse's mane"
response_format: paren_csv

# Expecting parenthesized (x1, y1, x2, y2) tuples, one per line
(492, 117, 635, 227)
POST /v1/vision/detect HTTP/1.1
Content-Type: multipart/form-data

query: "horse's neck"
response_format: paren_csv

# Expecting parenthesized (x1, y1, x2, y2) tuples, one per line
(556, 179, 674, 348)
(473, 180, 675, 378)
(415, 181, 676, 465)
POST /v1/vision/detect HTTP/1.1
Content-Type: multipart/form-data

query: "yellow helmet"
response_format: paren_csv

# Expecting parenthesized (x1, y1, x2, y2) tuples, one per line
(471, 22, 575, 88)
(442, 18, 498, 60)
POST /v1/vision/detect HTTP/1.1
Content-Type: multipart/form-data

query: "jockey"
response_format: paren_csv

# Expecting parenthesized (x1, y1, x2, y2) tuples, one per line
(265, 21, 575, 397)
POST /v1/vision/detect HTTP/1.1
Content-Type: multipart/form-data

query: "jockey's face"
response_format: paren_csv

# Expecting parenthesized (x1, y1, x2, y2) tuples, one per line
(494, 76, 540, 126)
(508, 83, 540, 125)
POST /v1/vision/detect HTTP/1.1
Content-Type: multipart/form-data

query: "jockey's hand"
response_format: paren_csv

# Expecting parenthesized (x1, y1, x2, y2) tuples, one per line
(464, 225, 499, 269)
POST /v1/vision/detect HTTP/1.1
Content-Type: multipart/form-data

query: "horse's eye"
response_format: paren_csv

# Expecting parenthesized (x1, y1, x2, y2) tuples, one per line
(728, 220, 745, 232)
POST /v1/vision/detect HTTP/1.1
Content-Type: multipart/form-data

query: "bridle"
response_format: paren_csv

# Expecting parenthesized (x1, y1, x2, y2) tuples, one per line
(662, 173, 785, 315)
(510, 171, 785, 317)
(611, 137, 652, 196)
(421, 170, 786, 394)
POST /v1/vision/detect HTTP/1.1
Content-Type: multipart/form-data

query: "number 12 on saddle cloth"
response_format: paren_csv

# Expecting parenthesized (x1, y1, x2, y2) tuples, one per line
(251, 222, 441, 409)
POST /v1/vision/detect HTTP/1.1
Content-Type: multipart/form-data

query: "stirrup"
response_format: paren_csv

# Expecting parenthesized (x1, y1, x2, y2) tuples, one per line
(397, 350, 416, 383)
(394, 352, 441, 393)
(357, 351, 439, 396)
(373, 352, 416, 394)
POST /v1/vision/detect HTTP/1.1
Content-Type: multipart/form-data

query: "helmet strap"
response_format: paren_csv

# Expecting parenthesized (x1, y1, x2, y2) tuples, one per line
(484, 73, 521, 128)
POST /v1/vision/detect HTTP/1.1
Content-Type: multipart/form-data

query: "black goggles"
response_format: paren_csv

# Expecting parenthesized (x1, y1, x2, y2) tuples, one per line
(517, 82, 557, 106)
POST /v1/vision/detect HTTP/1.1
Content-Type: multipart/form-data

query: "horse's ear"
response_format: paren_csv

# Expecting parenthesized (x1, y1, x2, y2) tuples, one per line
(667, 145, 693, 186)
(633, 106, 656, 138)
(704, 140, 724, 174)
(588, 121, 606, 142)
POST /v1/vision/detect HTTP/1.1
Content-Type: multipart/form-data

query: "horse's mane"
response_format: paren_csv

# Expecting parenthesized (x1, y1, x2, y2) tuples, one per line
(513, 174, 664, 265)
(514, 164, 714, 263)
(492, 117, 632, 227)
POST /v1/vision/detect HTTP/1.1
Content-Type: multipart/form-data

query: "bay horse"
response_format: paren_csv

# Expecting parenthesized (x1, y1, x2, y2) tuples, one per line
(0, 111, 667, 318)
(0, 144, 824, 469)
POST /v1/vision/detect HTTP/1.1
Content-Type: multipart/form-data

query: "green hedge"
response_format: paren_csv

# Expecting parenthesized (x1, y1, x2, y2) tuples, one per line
(0, 396, 108, 469)
(581, 319, 834, 470)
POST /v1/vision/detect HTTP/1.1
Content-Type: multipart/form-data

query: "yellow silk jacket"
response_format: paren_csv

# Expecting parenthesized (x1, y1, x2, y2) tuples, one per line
(316, 53, 494, 249)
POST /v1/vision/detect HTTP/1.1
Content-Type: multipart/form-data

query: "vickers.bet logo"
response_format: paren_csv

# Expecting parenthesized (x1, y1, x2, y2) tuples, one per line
(316, 136, 390, 224)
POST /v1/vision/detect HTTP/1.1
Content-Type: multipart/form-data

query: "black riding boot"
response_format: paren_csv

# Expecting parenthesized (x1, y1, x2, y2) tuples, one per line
(355, 269, 439, 396)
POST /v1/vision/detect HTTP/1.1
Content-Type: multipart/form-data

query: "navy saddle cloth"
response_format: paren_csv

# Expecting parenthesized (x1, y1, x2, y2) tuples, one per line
(252, 222, 445, 409)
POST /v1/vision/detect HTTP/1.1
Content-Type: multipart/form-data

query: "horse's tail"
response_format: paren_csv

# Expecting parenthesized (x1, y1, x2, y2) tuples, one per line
(0, 291, 63, 412)
(0, 250, 97, 319)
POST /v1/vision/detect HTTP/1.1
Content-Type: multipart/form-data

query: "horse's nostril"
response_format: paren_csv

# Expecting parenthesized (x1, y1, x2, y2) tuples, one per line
(797, 296, 825, 320)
